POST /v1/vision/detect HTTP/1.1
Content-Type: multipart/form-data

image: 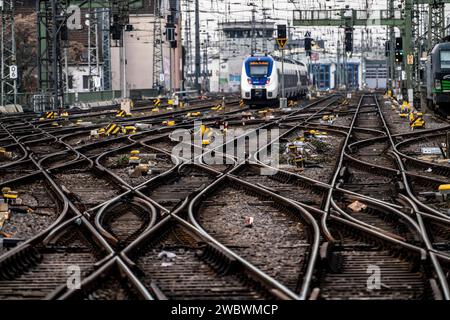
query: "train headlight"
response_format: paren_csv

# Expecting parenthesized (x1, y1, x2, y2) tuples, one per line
(266, 78, 271, 85)
(435, 79, 442, 90)
(247, 78, 252, 84)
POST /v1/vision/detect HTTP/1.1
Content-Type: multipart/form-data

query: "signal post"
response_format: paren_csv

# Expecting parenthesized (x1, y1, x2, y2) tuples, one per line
(277, 25, 288, 108)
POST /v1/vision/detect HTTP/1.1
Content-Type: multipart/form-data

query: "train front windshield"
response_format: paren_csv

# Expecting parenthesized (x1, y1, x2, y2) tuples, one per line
(440, 51, 450, 69)
(249, 62, 269, 76)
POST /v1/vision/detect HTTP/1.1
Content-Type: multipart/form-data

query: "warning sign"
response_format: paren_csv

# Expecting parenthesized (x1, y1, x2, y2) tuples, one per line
(277, 38, 288, 49)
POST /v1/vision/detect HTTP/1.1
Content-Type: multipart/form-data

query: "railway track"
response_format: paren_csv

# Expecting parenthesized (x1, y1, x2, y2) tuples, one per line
(138, 165, 217, 212)
(190, 176, 319, 295)
(97, 144, 175, 188)
(313, 216, 439, 300)
(121, 217, 286, 300)
(50, 161, 125, 213)
(0, 216, 113, 300)
(1, 93, 450, 300)
(233, 164, 326, 209)
(0, 173, 64, 242)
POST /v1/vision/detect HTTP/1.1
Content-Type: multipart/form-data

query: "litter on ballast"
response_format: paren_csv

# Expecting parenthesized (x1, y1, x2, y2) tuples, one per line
(244, 216, 254, 228)
(158, 251, 177, 260)
(347, 201, 367, 213)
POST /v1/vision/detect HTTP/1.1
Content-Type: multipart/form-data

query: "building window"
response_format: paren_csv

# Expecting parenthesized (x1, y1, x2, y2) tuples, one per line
(83, 75, 89, 89)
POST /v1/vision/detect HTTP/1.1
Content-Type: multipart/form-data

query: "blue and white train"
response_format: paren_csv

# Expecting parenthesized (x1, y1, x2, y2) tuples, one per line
(240, 54, 309, 107)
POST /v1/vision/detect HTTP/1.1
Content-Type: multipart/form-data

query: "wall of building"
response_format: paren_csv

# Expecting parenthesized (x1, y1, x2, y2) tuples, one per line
(67, 65, 104, 93)
(112, 15, 156, 92)
(111, 13, 182, 94)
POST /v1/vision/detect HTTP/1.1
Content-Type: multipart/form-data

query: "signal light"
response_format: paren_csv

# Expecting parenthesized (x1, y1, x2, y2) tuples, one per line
(111, 23, 122, 40)
(395, 51, 403, 62)
(344, 27, 353, 53)
(277, 25, 287, 39)
(305, 37, 312, 51)
(395, 37, 403, 50)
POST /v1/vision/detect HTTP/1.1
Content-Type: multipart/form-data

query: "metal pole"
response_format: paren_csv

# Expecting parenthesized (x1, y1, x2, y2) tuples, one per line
(194, 0, 201, 92)
(1, 11, 5, 107)
(51, 0, 59, 109)
(282, 49, 285, 98)
(169, 47, 173, 94)
(64, 47, 69, 101)
(121, 28, 127, 99)
(280, 48, 286, 108)
(251, 6, 256, 55)
(447, 131, 450, 159)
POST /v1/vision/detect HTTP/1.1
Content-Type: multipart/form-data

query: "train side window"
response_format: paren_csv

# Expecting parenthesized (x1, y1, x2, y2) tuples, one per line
(440, 51, 450, 69)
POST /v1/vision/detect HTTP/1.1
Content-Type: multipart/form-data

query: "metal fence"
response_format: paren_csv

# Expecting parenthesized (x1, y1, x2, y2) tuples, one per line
(16, 89, 160, 111)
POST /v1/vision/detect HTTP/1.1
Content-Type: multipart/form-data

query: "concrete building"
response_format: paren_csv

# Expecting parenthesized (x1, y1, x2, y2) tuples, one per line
(111, 1, 183, 95)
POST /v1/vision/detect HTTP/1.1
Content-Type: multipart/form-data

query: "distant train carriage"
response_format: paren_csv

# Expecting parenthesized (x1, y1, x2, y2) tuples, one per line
(426, 41, 450, 114)
(240, 54, 308, 107)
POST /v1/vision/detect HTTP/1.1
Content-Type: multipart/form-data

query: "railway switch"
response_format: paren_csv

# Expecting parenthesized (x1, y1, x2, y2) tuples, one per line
(39, 111, 56, 121)
(401, 101, 411, 113)
(123, 126, 137, 135)
(129, 156, 141, 166)
(409, 112, 425, 129)
(116, 110, 131, 118)
(2, 187, 18, 204)
(104, 123, 121, 136)
(153, 98, 161, 107)
(163, 120, 176, 126)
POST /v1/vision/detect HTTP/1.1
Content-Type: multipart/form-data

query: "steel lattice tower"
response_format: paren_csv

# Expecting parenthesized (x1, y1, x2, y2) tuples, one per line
(37, 0, 70, 110)
(1, 0, 17, 106)
(102, 9, 111, 91)
(152, 0, 164, 89)
(88, 1, 101, 91)
(428, 0, 445, 50)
